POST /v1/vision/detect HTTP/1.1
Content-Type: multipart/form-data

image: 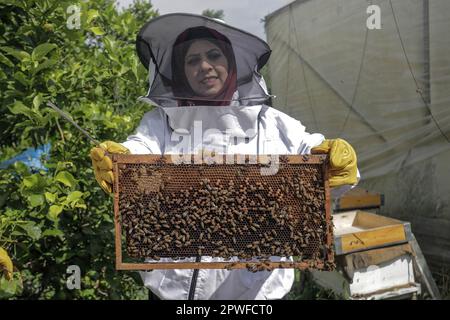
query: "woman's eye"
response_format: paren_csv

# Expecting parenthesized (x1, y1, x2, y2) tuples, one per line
(207, 51, 222, 60)
(186, 57, 200, 66)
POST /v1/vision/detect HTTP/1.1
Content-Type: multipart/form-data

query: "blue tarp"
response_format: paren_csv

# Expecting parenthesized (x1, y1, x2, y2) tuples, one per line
(0, 143, 51, 172)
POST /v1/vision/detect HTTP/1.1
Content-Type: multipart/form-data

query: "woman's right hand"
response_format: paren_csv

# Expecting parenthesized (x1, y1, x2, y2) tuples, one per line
(90, 141, 130, 193)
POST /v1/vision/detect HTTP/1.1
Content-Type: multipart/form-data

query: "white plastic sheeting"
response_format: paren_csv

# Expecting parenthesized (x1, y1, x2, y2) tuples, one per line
(265, 0, 450, 180)
(265, 0, 450, 268)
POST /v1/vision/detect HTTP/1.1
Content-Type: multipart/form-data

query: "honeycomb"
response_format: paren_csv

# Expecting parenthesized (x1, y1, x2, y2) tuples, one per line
(113, 154, 334, 271)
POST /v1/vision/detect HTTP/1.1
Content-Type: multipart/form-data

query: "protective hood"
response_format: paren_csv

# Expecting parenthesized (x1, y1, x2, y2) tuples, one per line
(136, 13, 272, 107)
(136, 13, 272, 139)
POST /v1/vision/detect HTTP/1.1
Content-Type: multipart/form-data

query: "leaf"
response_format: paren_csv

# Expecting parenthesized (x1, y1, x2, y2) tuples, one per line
(56, 161, 74, 172)
(10, 230, 26, 237)
(13, 71, 30, 86)
(94, 85, 103, 96)
(33, 59, 57, 75)
(90, 27, 105, 36)
(55, 171, 77, 188)
(48, 205, 63, 220)
(9, 101, 32, 117)
(66, 191, 83, 203)
(31, 43, 57, 61)
(22, 174, 47, 192)
(22, 176, 36, 188)
(13, 162, 30, 176)
(44, 192, 56, 203)
(19, 222, 42, 240)
(87, 9, 99, 24)
(75, 203, 87, 209)
(65, 191, 85, 208)
(9, 101, 44, 124)
(102, 36, 115, 53)
(0, 53, 14, 67)
(0, 46, 30, 62)
(28, 194, 44, 207)
(33, 94, 43, 109)
(0, 277, 20, 299)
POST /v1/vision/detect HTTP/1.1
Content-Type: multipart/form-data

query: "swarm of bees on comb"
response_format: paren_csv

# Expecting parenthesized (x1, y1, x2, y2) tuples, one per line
(116, 155, 335, 272)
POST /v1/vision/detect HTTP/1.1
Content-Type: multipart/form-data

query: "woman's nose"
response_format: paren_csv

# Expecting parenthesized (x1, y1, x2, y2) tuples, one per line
(199, 59, 213, 71)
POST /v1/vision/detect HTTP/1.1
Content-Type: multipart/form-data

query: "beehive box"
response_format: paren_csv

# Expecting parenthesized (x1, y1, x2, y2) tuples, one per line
(112, 154, 334, 271)
(333, 210, 412, 255)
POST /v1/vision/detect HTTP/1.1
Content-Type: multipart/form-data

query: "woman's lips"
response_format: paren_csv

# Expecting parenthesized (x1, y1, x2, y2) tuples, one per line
(201, 76, 218, 85)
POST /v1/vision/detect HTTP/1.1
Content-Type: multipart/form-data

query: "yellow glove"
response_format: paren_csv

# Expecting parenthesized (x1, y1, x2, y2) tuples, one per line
(0, 247, 13, 281)
(90, 141, 130, 193)
(311, 138, 358, 187)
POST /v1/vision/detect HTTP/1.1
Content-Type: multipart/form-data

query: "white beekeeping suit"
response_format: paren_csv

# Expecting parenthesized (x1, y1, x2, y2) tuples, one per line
(120, 13, 340, 300)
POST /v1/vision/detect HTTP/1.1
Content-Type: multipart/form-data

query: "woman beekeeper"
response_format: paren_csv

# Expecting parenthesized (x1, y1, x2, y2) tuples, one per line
(90, 13, 358, 300)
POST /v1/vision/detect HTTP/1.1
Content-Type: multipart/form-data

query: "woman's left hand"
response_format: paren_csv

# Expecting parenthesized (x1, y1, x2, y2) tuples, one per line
(311, 138, 358, 187)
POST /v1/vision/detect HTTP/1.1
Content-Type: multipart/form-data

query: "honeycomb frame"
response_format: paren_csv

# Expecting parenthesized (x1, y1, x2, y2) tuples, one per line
(112, 154, 334, 271)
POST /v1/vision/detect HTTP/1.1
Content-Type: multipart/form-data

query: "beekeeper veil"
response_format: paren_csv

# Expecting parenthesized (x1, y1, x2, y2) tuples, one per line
(135, 14, 272, 154)
(136, 13, 271, 107)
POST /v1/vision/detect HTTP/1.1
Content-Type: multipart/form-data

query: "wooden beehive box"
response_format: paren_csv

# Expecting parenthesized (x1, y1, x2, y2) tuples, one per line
(333, 210, 412, 255)
(334, 187, 384, 212)
(112, 154, 334, 271)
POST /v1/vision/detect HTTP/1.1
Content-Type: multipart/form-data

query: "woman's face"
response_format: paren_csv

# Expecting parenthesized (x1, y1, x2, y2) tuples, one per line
(184, 39, 229, 97)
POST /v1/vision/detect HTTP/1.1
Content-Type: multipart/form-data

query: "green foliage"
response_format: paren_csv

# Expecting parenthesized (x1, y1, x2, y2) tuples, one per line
(0, 0, 158, 299)
(202, 9, 225, 20)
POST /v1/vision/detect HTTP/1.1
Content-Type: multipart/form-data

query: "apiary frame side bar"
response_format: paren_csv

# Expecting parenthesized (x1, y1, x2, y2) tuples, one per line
(323, 160, 334, 265)
(113, 157, 122, 270)
(112, 153, 332, 270)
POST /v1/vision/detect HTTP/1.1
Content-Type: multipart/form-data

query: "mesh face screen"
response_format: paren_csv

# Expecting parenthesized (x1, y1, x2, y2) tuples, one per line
(113, 154, 335, 271)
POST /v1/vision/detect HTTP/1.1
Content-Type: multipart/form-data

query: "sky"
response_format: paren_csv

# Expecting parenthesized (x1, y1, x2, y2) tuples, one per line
(118, 0, 294, 40)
